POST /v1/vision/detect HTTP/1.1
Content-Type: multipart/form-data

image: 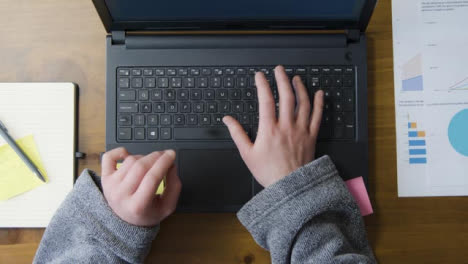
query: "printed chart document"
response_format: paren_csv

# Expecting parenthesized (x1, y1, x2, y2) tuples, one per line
(393, 0, 468, 196)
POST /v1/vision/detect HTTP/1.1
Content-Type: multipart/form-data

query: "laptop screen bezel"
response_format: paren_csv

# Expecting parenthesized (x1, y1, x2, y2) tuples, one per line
(92, 0, 377, 33)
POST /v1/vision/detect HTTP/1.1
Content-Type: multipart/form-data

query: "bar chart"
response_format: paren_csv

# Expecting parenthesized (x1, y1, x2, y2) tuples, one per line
(407, 121, 427, 164)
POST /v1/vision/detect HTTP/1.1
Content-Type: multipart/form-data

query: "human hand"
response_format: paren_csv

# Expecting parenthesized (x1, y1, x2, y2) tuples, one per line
(223, 66, 324, 187)
(101, 148, 181, 227)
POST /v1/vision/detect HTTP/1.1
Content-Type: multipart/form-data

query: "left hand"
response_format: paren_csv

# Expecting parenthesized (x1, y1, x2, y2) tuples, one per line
(101, 148, 182, 227)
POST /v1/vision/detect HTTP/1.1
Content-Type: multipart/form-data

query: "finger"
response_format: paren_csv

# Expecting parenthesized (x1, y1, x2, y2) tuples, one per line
(292, 76, 311, 126)
(223, 116, 253, 156)
(112, 155, 138, 183)
(121, 151, 164, 194)
(275, 66, 295, 125)
(156, 165, 182, 219)
(101, 147, 129, 177)
(255, 71, 276, 129)
(309, 90, 324, 137)
(133, 150, 176, 205)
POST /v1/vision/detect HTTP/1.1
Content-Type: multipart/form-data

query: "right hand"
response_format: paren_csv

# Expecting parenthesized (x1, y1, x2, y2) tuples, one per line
(223, 66, 324, 187)
(101, 148, 182, 227)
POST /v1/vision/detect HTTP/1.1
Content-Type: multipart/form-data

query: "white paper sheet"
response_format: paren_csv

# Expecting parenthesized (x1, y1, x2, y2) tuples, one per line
(392, 0, 468, 196)
(0, 83, 75, 227)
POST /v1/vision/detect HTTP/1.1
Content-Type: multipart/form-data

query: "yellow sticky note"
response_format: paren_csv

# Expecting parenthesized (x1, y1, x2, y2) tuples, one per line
(0, 135, 48, 201)
(116, 163, 165, 194)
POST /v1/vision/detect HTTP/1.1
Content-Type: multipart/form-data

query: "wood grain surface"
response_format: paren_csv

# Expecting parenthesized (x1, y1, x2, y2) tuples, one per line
(1, 0, 467, 263)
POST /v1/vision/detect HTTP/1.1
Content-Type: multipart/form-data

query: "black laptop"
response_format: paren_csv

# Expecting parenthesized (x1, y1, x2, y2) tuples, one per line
(92, 0, 376, 212)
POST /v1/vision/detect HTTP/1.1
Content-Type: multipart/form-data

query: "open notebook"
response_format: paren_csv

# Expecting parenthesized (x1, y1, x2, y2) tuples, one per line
(0, 83, 76, 227)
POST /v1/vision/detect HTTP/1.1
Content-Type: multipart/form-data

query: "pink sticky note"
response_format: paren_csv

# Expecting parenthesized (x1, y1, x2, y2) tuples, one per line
(345, 176, 373, 216)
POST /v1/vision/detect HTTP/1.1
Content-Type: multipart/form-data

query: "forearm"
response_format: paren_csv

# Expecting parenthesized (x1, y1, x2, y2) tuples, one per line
(238, 156, 376, 264)
(34, 170, 159, 264)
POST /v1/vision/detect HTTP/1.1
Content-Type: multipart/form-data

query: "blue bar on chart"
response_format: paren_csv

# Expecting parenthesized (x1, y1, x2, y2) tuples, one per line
(409, 140, 426, 146)
(409, 149, 427, 155)
(409, 158, 427, 164)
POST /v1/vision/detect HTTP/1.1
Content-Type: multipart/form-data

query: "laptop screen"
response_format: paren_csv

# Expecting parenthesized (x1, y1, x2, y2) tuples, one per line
(104, 0, 366, 22)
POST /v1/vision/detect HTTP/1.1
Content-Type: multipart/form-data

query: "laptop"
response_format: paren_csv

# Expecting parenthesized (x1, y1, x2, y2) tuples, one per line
(92, 0, 376, 212)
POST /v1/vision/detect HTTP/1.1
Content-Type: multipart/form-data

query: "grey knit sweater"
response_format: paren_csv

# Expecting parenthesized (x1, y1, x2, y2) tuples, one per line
(34, 155, 376, 263)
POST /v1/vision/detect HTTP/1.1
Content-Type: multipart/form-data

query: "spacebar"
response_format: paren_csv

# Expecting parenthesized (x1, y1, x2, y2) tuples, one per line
(174, 127, 232, 140)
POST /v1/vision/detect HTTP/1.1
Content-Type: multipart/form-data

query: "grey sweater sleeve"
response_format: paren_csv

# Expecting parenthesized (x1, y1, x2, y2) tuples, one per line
(237, 156, 376, 264)
(34, 169, 159, 264)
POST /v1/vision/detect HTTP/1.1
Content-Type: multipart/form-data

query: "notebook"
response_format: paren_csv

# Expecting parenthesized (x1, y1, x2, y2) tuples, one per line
(0, 83, 76, 227)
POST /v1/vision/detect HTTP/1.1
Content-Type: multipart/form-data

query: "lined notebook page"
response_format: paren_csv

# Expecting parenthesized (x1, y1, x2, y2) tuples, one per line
(0, 83, 75, 227)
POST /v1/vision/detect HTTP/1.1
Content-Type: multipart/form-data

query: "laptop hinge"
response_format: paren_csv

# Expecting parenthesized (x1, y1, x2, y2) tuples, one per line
(346, 29, 360, 43)
(111, 30, 125, 45)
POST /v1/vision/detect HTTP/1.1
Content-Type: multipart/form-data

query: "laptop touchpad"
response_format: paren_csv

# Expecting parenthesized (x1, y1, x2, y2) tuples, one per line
(178, 149, 253, 210)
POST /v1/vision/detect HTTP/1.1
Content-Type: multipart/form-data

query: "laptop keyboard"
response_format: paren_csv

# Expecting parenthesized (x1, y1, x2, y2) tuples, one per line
(116, 66, 356, 142)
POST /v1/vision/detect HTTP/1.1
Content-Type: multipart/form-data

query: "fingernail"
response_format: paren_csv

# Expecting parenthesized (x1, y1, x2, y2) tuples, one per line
(222, 116, 230, 125)
(165, 149, 176, 158)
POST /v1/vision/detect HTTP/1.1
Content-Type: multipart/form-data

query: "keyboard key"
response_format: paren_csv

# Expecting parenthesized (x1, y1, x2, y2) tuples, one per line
(243, 89, 255, 100)
(229, 89, 241, 100)
(148, 127, 158, 140)
(164, 89, 176, 100)
(155, 68, 165, 76)
(207, 102, 217, 113)
(284, 68, 294, 75)
(333, 76, 343, 87)
(184, 77, 195, 88)
(174, 114, 185, 125)
(138, 90, 149, 101)
(141, 103, 152, 113)
(143, 69, 153, 76)
(170, 77, 182, 88)
(204, 89, 215, 100)
(148, 115, 158, 126)
(161, 115, 172, 125)
(145, 77, 156, 88)
(134, 128, 145, 140)
(211, 77, 221, 88)
(151, 89, 162, 101)
(240, 113, 250, 124)
(191, 89, 202, 100)
(214, 68, 223, 75)
(333, 68, 343, 74)
(178, 68, 188, 76)
(237, 77, 247, 88)
(157, 77, 169, 88)
(118, 90, 135, 101)
(219, 101, 231, 113)
(187, 114, 198, 125)
(310, 67, 320, 75)
(233, 101, 244, 112)
(202, 68, 212, 75)
(177, 89, 189, 100)
(343, 75, 354, 87)
(167, 68, 176, 76)
(193, 102, 204, 113)
(236, 68, 247, 75)
(134, 114, 145, 126)
(345, 67, 354, 74)
(213, 114, 224, 124)
(167, 102, 178, 113)
(216, 89, 228, 100)
(226, 68, 235, 75)
(200, 114, 211, 125)
(153, 102, 164, 113)
(190, 68, 200, 75)
(321, 67, 332, 75)
(118, 115, 131, 126)
(118, 69, 130, 76)
(119, 78, 130, 88)
(118, 128, 132, 140)
(198, 77, 208, 88)
(119, 103, 138, 113)
(224, 77, 235, 88)
(132, 78, 143, 88)
(132, 69, 142, 76)
(161, 127, 172, 140)
(295, 68, 306, 75)
(246, 101, 257, 112)
(181, 102, 191, 113)
(174, 127, 231, 140)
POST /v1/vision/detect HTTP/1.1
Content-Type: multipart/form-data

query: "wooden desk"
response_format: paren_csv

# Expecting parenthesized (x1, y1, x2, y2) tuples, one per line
(1, 0, 467, 263)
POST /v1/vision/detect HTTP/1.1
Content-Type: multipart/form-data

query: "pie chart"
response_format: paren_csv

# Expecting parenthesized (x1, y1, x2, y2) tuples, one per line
(448, 109, 468, 157)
